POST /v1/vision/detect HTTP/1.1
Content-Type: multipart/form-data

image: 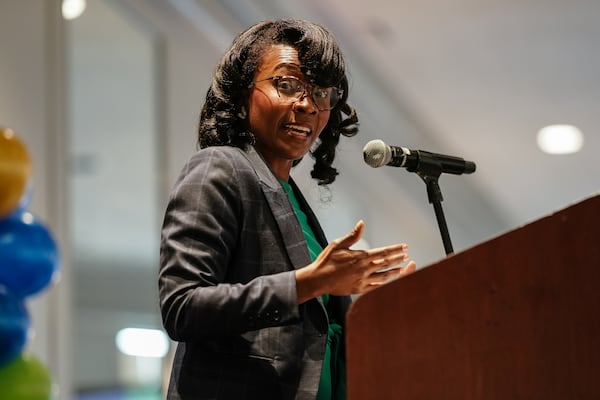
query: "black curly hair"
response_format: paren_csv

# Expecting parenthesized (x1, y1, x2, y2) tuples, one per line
(197, 18, 359, 185)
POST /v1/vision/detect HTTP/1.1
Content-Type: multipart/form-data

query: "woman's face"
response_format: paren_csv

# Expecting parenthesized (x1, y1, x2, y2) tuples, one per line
(247, 44, 331, 180)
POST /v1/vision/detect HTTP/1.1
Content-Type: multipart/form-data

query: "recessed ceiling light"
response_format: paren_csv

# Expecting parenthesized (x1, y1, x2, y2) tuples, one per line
(62, 0, 86, 20)
(536, 124, 584, 154)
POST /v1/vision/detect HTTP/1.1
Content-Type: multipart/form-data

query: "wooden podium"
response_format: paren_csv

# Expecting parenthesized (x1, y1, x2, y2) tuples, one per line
(346, 195, 600, 399)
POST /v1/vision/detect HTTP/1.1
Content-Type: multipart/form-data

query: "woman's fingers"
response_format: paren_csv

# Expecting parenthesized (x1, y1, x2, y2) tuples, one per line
(403, 260, 417, 274)
(363, 243, 408, 258)
(364, 261, 417, 289)
(349, 244, 411, 272)
(363, 252, 409, 271)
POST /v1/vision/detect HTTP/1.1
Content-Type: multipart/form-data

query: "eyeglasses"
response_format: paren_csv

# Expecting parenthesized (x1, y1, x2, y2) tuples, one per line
(250, 75, 343, 111)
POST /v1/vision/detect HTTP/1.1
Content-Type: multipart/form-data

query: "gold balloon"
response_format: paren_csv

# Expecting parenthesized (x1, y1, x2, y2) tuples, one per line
(0, 128, 32, 218)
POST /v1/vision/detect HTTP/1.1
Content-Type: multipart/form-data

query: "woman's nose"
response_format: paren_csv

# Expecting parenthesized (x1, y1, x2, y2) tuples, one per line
(292, 92, 318, 114)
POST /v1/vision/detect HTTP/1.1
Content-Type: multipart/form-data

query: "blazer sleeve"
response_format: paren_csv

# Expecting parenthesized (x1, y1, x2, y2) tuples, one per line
(159, 148, 301, 341)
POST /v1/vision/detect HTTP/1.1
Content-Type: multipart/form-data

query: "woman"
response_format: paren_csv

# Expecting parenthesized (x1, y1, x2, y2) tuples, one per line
(159, 18, 416, 400)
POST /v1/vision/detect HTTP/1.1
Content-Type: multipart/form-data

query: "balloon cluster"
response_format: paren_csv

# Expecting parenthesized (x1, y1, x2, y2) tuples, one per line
(0, 127, 61, 399)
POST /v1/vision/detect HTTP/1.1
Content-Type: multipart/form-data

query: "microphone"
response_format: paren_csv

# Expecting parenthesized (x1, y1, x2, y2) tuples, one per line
(363, 139, 476, 175)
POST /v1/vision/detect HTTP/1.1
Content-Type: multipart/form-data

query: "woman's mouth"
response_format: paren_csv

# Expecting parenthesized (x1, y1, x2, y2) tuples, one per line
(283, 124, 312, 138)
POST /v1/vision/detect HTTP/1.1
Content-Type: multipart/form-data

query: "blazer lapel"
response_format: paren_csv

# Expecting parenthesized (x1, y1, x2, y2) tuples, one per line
(243, 146, 312, 271)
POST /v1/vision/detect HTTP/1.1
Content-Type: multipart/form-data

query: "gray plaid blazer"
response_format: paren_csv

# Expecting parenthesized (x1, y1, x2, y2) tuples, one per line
(159, 145, 351, 399)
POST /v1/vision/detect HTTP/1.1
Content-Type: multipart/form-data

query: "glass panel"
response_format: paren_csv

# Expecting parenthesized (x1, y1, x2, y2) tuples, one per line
(66, 0, 165, 397)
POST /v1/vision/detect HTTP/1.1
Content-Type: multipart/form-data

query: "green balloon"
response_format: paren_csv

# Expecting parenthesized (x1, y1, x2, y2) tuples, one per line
(0, 353, 52, 399)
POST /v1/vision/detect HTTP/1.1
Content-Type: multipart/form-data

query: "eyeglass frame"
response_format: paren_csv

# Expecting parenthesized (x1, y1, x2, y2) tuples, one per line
(249, 75, 343, 111)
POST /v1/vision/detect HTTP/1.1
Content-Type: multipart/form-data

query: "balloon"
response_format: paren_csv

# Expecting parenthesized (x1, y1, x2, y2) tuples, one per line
(0, 128, 32, 218)
(6, 181, 33, 218)
(0, 352, 52, 400)
(0, 290, 30, 367)
(0, 212, 61, 298)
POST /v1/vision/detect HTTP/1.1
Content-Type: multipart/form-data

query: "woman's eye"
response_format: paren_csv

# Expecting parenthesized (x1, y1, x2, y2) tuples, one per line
(278, 79, 301, 93)
(313, 88, 330, 99)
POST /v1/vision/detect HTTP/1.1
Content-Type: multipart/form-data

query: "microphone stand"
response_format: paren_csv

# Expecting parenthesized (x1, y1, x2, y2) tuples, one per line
(411, 156, 454, 256)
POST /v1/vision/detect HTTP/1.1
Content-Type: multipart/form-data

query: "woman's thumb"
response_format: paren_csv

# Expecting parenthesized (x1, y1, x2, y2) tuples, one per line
(315, 221, 364, 264)
(333, 220, 364, 250)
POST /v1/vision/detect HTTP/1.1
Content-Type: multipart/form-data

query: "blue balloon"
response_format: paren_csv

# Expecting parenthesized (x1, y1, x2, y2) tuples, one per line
(0, 290, 30, 367)
(0, 212, 61, 298)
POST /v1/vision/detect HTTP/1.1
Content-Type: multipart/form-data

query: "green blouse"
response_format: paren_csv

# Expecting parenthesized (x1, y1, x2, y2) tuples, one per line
(280, 180, 346, 400)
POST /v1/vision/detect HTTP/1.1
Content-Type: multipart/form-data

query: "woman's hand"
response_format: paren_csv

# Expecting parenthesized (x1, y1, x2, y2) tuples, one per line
(295, 220, 416, 304)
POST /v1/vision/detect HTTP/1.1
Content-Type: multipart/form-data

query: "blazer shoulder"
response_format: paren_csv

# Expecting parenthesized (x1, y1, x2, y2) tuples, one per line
(186, 146, 248, 167)
(176, 146, 253, 182)
(193, 145, 281, 190)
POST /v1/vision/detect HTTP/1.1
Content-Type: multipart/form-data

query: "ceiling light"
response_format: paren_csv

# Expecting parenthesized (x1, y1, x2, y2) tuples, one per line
(536, 124, 584, 154)
(62, 0, 86, 20)
(115, 328, 169, 358)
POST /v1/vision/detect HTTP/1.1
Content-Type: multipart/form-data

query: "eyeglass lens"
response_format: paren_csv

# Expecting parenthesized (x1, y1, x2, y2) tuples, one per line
(275, 76, 341, 111)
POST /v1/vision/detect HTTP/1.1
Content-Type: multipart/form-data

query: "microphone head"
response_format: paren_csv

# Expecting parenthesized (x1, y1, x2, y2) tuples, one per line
(363, 139, 391, 168)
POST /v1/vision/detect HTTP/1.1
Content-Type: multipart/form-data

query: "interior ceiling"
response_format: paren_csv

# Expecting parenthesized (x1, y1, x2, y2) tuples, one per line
(319, 0, 600, 226)
(190, 0, 599, 232)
